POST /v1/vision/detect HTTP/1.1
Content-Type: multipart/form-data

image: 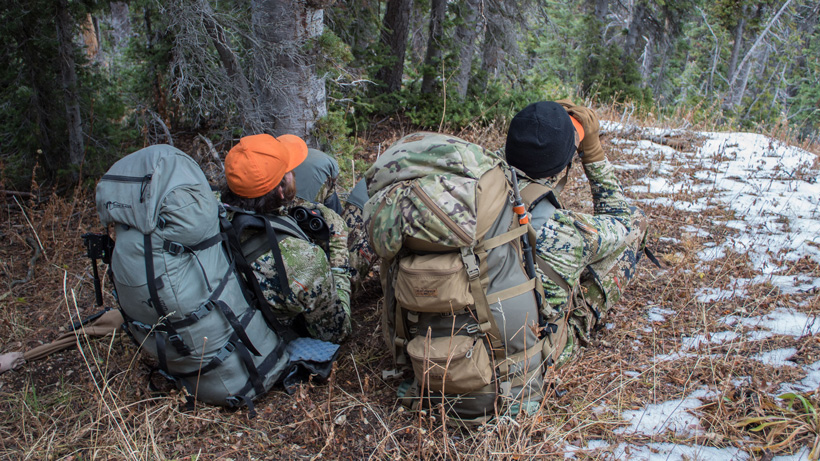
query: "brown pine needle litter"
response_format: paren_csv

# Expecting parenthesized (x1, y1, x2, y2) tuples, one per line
(1, 116, 819, 459)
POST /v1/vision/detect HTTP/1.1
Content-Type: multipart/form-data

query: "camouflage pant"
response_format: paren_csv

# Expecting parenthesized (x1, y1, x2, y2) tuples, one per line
(556, 207, 649, 366)
(342, 204, 378, 292)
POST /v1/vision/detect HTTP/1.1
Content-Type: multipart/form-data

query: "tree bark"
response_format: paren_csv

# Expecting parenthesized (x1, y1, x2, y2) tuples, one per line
(453, 0, 481, 98)
(81, 14, 99, 60)
(374, 0, 412, 93)
(721, 16, 746, 110)
(479, 0, 503, 87)
(625, 0, 648, 59)
(420, 0, 446, 94)
(56, 0, 84, 177)
(251, 0, 328, 141)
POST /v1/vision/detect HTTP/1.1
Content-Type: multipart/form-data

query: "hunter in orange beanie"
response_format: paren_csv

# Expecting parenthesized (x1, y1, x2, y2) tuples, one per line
(225, 133, 308, 199)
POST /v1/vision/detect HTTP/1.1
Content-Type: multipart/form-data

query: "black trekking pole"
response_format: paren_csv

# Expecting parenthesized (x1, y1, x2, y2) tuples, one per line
(510, 169, 538, 281)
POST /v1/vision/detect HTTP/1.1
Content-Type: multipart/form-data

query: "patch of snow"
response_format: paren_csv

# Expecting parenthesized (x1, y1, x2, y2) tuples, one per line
(752, 347, 797, 367)
(697, 245, 727, 261)
(682, 225, 712, 238)
(616, 398, 704, 436)
(637, 196, 710, 212)
(779, 360, 820, 394)
(696, 287, 748, 303)
(688, 387, 719, 400)
(564, 439, 611, 459)
(613, 163, 646, 171)
(722, 308, 820, 338)
(617, 128, 820, 273)
(654, 352, 697, 362)
(608, 442, 748, 461)
(648, 306, 675, 322)
(659, 236, 680, 244)
(772, 447, 810, 461)
(680, 331, 741, 351)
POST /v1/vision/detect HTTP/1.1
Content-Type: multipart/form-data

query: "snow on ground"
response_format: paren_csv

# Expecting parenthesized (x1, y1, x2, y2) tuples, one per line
(577, 124, 820, 460)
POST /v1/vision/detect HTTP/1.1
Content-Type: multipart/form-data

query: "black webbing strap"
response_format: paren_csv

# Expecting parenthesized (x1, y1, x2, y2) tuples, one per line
(644, 247, 662, 268)
(167, 302, 213, 329)
(234, 341, 266, 397)
(174, 340, 237, 378)
(214, 300, 261, 356)
(262, 216, 292, 301)
(232, 335, 288, 400)
(162, 233, 223, 255)
(144, 234, 191, 356)
(226, 394, 257, 418)
(156, 330, 169, 375)
(162, 234, 224, 292)
(220, 216, 297, 343)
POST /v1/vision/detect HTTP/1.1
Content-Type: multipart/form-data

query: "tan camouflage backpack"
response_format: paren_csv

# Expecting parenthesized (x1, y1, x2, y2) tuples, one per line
(364, 133, 569, 424)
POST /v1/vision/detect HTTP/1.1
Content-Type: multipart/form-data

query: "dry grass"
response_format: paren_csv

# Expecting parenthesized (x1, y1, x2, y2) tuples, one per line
(1, 114, 818, 459)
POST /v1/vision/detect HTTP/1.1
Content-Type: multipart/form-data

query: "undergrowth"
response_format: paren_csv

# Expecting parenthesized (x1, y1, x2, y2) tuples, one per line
(0, 111, 818, 459)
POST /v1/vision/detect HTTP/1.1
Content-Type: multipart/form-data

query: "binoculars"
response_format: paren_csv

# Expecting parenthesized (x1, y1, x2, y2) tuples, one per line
(291, 206, 326, 233)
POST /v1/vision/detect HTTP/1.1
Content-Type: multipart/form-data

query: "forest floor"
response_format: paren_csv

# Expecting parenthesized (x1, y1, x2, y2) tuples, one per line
(0, 117, 819, 460)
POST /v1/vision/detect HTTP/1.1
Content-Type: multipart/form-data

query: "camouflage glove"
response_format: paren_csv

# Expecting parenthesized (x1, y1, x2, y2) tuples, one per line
(556, 100, 606, 164)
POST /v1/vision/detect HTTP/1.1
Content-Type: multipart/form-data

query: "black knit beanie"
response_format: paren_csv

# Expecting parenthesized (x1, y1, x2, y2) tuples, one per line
(505, 101, 576, 179)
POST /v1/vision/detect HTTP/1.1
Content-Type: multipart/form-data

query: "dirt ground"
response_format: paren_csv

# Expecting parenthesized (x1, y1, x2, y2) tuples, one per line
(1, 122, 818, 459)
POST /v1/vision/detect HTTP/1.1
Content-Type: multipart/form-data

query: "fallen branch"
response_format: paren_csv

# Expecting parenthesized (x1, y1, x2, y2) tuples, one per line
(10, 237, 42, 287)
(2, 190, 35, 199)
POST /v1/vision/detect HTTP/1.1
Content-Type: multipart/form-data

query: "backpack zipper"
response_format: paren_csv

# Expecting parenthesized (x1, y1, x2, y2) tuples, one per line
(411, 182, 472, 245)
(102, 173, 153, 203)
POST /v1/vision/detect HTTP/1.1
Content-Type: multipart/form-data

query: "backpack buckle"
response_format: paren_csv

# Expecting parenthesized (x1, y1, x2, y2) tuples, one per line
(167, 334, 191, 355)
(460, 247, 480, 280)
(164, 241, 185, 255)
(466, 323, 481, 335)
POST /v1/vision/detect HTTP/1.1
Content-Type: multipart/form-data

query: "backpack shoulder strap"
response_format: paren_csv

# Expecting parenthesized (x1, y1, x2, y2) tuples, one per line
(520, 165, 570, 212)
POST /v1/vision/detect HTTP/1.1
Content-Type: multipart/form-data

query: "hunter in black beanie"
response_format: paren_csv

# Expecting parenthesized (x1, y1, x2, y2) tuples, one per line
(505, 101, 576, 179)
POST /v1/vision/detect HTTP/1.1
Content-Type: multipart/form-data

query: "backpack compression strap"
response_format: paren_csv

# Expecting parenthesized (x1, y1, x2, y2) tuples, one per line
(220, 215, 297, 343)
(143, 234, 191, 357)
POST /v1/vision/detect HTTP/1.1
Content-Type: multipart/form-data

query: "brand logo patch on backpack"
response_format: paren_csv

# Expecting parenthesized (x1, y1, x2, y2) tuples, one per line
(414, 288, 438, 297)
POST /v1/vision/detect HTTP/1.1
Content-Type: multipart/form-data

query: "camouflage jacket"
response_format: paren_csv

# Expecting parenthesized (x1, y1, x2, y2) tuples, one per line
(241, 203, 352, 343)
(524, 159, 635, 311)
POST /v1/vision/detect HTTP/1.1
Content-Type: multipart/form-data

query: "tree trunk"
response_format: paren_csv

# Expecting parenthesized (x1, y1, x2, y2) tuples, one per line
(625, 0, 648, 59)
(251, 0, 328, 142)
(374, 0, 412, 93)
(420, 0, 446, 94)
(108, 2, 131, 50)
(81, 14, 99, 61)
(56, 0, 84, 177)
(729, 49, 755, 109)
(478, 0, 503, 88)
(592, 0, 609, 24)
(143, 7, 167, 120)
(723, 16, 745, 109)
(640, 39, 655, 85)
(651, 38, 671, 97)
(453, 0, 481, 98)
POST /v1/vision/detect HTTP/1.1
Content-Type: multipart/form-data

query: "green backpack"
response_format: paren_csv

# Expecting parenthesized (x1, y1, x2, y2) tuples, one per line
(364, 133, 569, 424)
(96, 145, 312, 413)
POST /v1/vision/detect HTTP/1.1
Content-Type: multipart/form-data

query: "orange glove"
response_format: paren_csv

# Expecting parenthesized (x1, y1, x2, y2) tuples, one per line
(556, 100, 605, 164)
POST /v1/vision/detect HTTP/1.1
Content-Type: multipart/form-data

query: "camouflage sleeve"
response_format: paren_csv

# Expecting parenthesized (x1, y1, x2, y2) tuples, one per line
(313, 203, 352, 339)
(535, 160, 634, 309)
(583, 159, 631, 221)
